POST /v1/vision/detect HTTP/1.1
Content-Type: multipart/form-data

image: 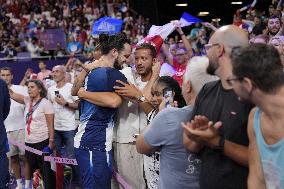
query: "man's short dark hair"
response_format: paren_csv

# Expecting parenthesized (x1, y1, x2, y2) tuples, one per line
(135, 43, 157, 58)
(268, 15, 281, 24)
(0, 67, 12, 74)
(98, 33, 130, 55)
(231, 44, 284, 94)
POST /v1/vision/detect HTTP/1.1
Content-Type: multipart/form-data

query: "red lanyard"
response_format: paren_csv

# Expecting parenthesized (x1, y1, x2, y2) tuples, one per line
(26, 99, 42, 135)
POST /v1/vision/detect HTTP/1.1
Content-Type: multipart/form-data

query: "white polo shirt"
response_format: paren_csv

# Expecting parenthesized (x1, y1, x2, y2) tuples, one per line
(48, 83, 79, 131)
(5, 85, 28, 132)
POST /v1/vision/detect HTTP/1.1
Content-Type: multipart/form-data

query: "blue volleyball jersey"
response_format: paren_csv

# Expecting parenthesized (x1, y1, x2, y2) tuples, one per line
(74, 67, 127, 151)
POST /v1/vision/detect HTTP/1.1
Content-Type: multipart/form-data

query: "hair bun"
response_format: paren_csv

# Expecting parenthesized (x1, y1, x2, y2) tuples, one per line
(98, 34, 109, 43)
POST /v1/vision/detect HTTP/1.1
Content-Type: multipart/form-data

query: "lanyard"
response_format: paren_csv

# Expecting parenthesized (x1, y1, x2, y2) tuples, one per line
(26, 98, 42, 135)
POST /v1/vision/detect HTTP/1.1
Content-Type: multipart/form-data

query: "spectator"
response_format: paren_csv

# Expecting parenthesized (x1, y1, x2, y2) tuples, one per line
(25, 37, 40, 57)
(54, 42, 66, 57)
(112, 43, 159, 189)
(47, 65, 80, 188)
(269, 35, 284, 65)
(136, 56, 217, 189)
(230, 44, 284, 189)
(37, 60, 52, 87)
(4, 42, 17, 58)
(267, 15, 281, 40)
(141, 76, 186, 189)
(182, 25, 252, 189)
(0, 78, 10, 189)
(38, 42, 49, 56)
(0, 67, 28, 189)
(162, 26, 193, 86)
(9, 80, 55, 189)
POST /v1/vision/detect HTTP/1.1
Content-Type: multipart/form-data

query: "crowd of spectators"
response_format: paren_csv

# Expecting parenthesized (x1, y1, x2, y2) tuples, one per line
(0, 0, 151, 58)
(2, 0, 284, 60)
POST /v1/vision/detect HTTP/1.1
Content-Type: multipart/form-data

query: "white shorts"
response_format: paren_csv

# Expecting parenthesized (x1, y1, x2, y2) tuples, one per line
(6, 129, 25, 157)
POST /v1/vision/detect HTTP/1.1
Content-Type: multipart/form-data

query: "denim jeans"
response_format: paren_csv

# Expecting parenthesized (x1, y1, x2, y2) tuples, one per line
(0, 154, 9, 189)
(54, 130, 81, 186)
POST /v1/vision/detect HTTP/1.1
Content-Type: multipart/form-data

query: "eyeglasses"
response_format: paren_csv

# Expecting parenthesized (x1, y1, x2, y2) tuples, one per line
(226, 77, 243, 86)
(204, 43, 220, 52)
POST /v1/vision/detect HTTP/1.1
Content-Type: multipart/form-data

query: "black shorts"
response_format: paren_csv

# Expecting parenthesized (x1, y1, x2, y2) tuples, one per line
(25, 139, 49, 172)
(25, 139, 55, 189)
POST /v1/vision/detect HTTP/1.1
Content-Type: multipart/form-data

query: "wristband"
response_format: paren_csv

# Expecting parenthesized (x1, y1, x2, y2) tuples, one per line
(180, 33, 185, 36)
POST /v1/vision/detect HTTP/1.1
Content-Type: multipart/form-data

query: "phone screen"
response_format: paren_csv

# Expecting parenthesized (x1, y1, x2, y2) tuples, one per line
(163, 88, 173, 108)
(54, 91, 59, 97)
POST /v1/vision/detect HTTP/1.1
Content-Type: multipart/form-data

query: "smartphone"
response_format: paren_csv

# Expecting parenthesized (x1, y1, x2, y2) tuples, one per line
(163, 88, 173, 108)
(54, 91, 60, 97)
(133, 134, 140, 139)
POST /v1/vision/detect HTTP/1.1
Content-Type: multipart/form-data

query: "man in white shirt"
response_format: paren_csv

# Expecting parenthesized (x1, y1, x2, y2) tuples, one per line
(47, 65, 80, 187)
(112, 43, 160, 189)
(0, 67, 28, 189)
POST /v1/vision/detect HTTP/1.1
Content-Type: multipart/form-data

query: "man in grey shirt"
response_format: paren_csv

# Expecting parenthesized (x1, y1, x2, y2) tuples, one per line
(136, 56, 218, 189)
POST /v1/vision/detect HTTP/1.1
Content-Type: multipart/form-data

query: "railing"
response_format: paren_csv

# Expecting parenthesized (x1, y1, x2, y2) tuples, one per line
(0, 54, 86, 62)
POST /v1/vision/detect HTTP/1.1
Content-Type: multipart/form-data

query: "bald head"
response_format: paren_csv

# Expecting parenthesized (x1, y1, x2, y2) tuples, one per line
(52, 65, 66, 83)
(210, 25, 249, 55)
(52, 65, 66, 73)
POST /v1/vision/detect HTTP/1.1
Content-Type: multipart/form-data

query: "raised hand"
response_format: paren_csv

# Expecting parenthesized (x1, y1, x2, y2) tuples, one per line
(152, 59, 161, 78)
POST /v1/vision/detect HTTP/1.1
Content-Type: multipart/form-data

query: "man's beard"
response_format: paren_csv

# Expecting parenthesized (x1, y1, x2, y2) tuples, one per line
(138, 66, 152, 77)
(206, 61, 217, 75)
(114, 59, 122, 70)
(269, 28, 280, 36)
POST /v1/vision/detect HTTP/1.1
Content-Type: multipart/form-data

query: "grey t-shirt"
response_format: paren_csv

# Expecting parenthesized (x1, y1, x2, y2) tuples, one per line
(144, 106, 201, 189)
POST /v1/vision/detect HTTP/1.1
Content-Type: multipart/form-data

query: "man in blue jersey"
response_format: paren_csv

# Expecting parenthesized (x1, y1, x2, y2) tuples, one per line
(73, 33, 131, 189)
(0, 79, 10, 189)
(229, 44, 284, 189)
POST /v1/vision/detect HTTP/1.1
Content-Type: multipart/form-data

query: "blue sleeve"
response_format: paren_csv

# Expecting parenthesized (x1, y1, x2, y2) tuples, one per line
(106, 69, 128, 91)
(0, 80, 10, 120)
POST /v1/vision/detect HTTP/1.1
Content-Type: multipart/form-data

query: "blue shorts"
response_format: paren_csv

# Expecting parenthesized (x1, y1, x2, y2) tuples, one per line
(0, 154, 9, 189)
(75, 148, 112, 189)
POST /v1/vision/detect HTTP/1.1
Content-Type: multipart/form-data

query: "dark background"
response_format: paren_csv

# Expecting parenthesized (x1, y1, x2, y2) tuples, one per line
(130, 0, 271, 25)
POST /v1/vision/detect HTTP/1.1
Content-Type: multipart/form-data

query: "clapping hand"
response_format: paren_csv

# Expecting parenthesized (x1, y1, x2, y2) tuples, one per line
(182, 115, 222, 148)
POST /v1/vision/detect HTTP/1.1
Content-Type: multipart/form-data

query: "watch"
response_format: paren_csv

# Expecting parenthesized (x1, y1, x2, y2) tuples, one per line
(137, 95, 146, 103)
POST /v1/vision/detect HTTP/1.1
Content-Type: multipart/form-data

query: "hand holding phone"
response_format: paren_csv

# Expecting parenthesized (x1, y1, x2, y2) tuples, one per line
(163, 88, 173, 108)
(133, 134, 140, 139)
(54, 91, 60, 98)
